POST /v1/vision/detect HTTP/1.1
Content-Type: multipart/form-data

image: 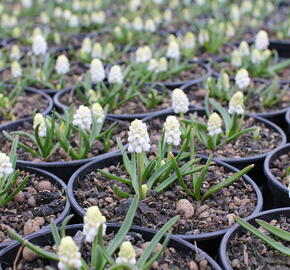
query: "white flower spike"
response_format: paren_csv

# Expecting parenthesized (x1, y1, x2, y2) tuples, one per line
(0, 153, 13, 178)
(231, 50, 242, 68)
(228, 91, 244, 115)
(172, 88, 189, 114)
(73, 105, 92, 130)
(83, 206, 107, 243)
(57, 236, 82, 270)
(108, 65, 123, 84)
(11, 61, 22, 78)
(238, 41, 250, 57)
(55, 54, 70, 75)
(116, 241, 137, 265)
(32, 34, 47, 55)
(164, 116, 181, 146)
(10, 45, 21, 60)
(135, 46, 152, 63)
(33, 113, 47, 137)
(207, 113, 223, 136)
(235, 69, 251, 90)
(255, 30, 269, 50)
(128, 119, 151, 153)
(166, 40, 180, 59)
(91, 103, 105, 123)
(90, 59, 105, 83)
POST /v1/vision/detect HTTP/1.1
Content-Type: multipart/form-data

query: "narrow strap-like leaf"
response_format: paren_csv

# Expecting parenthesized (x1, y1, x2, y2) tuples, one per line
(113, 185, 131, 198)
(98, 169, 131, 185)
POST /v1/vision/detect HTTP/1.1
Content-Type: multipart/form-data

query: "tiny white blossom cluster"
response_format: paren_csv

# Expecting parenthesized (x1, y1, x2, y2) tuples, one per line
(166, 40, 180, 59)
(33, 113, 47, 137)
(128, 119, 151, 153)
(57, 236, 82, 270)
(0, 153, 13, 178)
(32, 34, 47, 55)
(171, 88, 189, 114)
(73, 105, 92, 130)
(91, 103, 105, 123)
(116, 241, 137, 265)
(90, 59, 106, 83)
(164, 116, 181, 146)
(83, 206, 107, 243)
(55, 54, 70, 75)
(228, 91, 245, 115)
(147, 57, 168, 73)
(135, 46, 152, 63)
(207, 113, 223, 136)
(235, 69, 251, 89)
(255, 30, 269, 51)
(108, 65, 123, 84)
(11, 61, 22, 78)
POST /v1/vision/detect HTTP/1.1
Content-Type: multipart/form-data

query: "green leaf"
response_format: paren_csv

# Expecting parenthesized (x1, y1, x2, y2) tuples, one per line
(234, 216, 290, 256)
(113, 185, 131, 198)
(98, 169, 131, 185)
(209, 99, 231, 133)
(201, 164, 254, 201)
(117, 138, 133, 177)
(60, 214, 74, 238)
(223, 127, 257, 144)
(50, 220, 61, 246)
(256, 219, 290, 242)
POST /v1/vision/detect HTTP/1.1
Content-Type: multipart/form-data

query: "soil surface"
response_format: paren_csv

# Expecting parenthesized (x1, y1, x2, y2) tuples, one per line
(74, 160, 257, 235)
(0, 88, 49, 125)
(270, 151, 290, 187)
(0, 170, 66, 244)
(147, 116, 282, 159)
(0, 119, 129, 162)
(5, 229, 213, 270)
(228, 216, 290, 270)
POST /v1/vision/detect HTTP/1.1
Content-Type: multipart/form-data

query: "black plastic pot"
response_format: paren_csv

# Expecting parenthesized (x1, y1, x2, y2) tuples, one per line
(0, 118, 121, 182)
(286, 108, 290, 140)
(219, 207, 290, 270)
(264, 143, 290, 207)
(67, 151, 263, 254)
(0, 223, 222, 270)
(269, 40, 290, 59)
(143, 108, 287, 185)
(0, 87, 53, 129)
(0, 166, 70, 250)
(25, 85, 71, 97)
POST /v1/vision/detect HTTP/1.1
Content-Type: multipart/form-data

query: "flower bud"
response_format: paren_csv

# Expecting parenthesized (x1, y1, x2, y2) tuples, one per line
(32, 27, 42, 38)
(90, 59, 105, 83)
(198, 29, 209, 45)
(54, 7, 63, 18)
(207, 113, 222, 136)
(228, 91, 244, 114)
(81, 37, 92, 55)
(238, 41, 250, 57)
(147, 58, 158, 71)
(157, 57, 168, 73)
(104, 42, 114, 57)
(218, 71, 230, 90)
(91, 11, 105, 24)
(136, 46, 152, 63)
(164, 9, 172, 22)
(144, 19, 156, 33)
(172, 88, 189, 114)
(69, 15, 79, 27)
(235, 69, 250, 89)
(92, 43, 103, 59)
(0, 152, 13, 178)
(255, 30, 269, 50)
(32, 34, 47, 55)
(73, 105, 92, 130)
(55, 54, 70, 75)
(83, 206, 106, 242)
(183, 32, 196, 49)
(166, 40, 180, 59)
(91, 103, 105, 123)
(10, 45, 21, 61)
(132, 17, 143, 31)
(57, 236, 82, 270)
(231, 50, 242, 68)
(108, 65, 123, 84)
(251, 48, 264, 65)
(33, 113, 47, 137)
(11, 61, 22, 78)
(116, 241, 137, 265)
(128, 119, 151, 153)
(164, 116, 181, 146)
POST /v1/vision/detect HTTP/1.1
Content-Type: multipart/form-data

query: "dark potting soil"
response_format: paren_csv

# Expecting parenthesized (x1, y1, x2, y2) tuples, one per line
(147, 116, 282, 159)
(74, 161, 257, 235)
(227, 216, 290, 270)
(270, 151, 290, 187)
(184, 83, 290, 114)
(0, 90, 49, 125)
(0, 170, 66, 244)
(0, 120, 129, 162)
(7, 230, 213, 270)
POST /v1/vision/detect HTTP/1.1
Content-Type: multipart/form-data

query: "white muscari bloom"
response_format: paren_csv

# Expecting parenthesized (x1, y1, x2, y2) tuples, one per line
(104, 42, 114, 57)
(218, 72, 230, 90)
(147, 58, 158, 71)
(91, 11, 105, 24)
(164, 116, 181, 146)
(57, 236, 82, 270)
(144, 19, 156, 33)
(207, 113, 223, 136)
(231, 50, 242, 68)
(55, 54, 70, 75)
(72, 0, 81, 11)
(157, 57, 168, 73)
(230, 4, 240, 24)
(11, 61, 22, 78)
(120, 17, 129, 28)
(241, 0, 252, 13)
(90, 59, 105, 83)
(32, 27, 42, 38)
(128, 120, 151, 153)
(0, 153, 13, 178)
(183, 32, 196, 49)
(92, 43, 103, 59)
(263, 49, 271, 60)
(83, 206, 106, 243)
(226, 23, 235, 38)
(10, 45, 21, 60)
(22, 0, 32, 8)
(69, 15, 79, 28)
(91, 103, 105, 123)
(228, 91, 244, 115)
(238, 41, 250, 57)
(63, 9, 72, 20)
(32, 34, 47, 55)
(81, 38, 92, 55)
(164, 9, 172, 22)
(108, 65, 123, 84)
(54, 7, 63, 18)
(251, 48, 264, 65)
(33, 113, 47, 137)
(255, 30, 269, 50)
(235, 69, 250, 90)
(198, 29, 209, 45)
(116, 241, 137, 265)
(166, 40, 180, 59)
(136, 46, 152, 63)
(132, 17, 143, 31)
(73, 105, 92, 130)
(172, 88, 189, 114)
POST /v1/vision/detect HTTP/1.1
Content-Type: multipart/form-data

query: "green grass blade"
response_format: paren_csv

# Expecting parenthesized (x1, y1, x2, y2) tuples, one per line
(98, 169, 131, 185)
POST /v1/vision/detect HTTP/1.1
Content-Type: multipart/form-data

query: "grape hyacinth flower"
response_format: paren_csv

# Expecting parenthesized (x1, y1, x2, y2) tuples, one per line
(228, 91, 244, 115)
(90, 59, 105, 83)
(0, 153, 13, 178)
(235, 69, 251, 89)
(116, 241, 137, 265)
(164, 116, 181, 146)
(207, 113, 223, 136)
(172, 88, 189, 114)
(33, 113, 47, 137)
(108, 65, 123, 84)
(73, 105, 92, 130)
(55, 54, 70, 75)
